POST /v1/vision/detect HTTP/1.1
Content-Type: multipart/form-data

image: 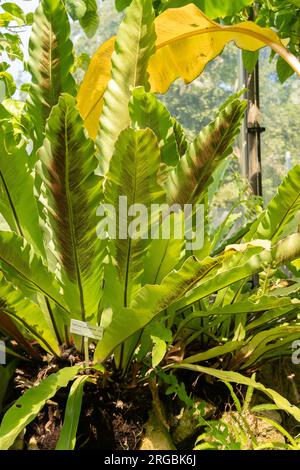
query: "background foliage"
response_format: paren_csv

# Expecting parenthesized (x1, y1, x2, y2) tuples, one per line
(70, 0, 300, 209)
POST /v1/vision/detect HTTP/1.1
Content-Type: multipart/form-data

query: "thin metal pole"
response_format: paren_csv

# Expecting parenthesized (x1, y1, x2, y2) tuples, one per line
(245, 62, 264, 197)
(242, 4, 265, 198)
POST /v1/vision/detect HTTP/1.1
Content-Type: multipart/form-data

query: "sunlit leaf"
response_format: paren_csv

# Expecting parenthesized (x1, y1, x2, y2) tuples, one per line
(0, 273, 60, 356)
(79, 0, 99, 38)
(94, 0, 156, 175)
(0, 126, 45, 257)
(28, 0, 76, 148)
(164, 94, 246, 206)
(65, 0, 87, 20)
(0, 366, 81, 450)
(129, 86, 179, 167)
(56, 375, 89, 450)
(78, 4, 300, 138)
(173, 363, 300, 423)
(0, 231, 67, 313)
(37, 94, 103, 320)
(95, 255, 223, 362)
(247, 164, 300, 243)
(159, 0, 255, 18)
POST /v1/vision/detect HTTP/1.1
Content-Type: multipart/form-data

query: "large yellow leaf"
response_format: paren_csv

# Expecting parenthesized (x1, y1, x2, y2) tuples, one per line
(77, 37, 115, 140)
(148, 5, 300, 93)
(77, 4, 300, 139)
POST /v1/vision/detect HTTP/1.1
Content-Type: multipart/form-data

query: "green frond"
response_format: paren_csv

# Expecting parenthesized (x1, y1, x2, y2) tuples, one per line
(28, 0, 76, 148)
(0, 273, 60, 356)
(0, 231, 67, 313)
(37, 94, 103, 321)
(95, 255, 223, 361)
(0, 125, 45, 257)
(129, 87, 180, 167)
(247, 164, 300, 243)
(165, 95, 247, 206)
(103, 127, 165, 308)
(96, 0, 156, 175)
(79, 0, 99, 38)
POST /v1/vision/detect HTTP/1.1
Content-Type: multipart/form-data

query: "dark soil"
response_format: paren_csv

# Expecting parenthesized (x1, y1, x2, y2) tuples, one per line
(10, 349, 151, 451)
(74, 377, 150, 450)
(4, 347, 300, 450)
(5, 352, 252, 451)
(23, 378, 150, 450)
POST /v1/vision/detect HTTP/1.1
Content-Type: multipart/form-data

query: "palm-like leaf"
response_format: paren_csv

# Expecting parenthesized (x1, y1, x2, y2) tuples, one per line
(37, 94, 103, 321)
(28, 0, 76, 148)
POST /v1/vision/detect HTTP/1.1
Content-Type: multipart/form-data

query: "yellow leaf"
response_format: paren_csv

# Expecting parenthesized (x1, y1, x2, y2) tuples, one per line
(77, 4, 300, 139)
(291, 258, 300, 270)
(77, 37, 115, 138)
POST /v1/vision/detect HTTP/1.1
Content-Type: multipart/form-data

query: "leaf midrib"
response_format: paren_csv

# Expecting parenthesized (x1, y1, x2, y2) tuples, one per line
(0, 170, 23, 237)
(186, 103, 242, 206)
(1, 306, 57, 357)
(123, 150, 138, 308)
(132, 7, 143, 89)
(63, 107, 86, 321)
(0, 253, 67, 313)
(270, 188, 300, 242)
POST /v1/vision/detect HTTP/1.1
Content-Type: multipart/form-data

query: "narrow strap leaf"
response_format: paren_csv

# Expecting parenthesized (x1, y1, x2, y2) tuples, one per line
(0, 366, 81, 450)
(55, 375, 89, 450)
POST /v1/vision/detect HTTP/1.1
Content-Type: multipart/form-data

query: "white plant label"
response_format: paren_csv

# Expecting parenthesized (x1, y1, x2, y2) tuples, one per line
(0, 340, 6, 365)
(70, 319, 103, 341)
